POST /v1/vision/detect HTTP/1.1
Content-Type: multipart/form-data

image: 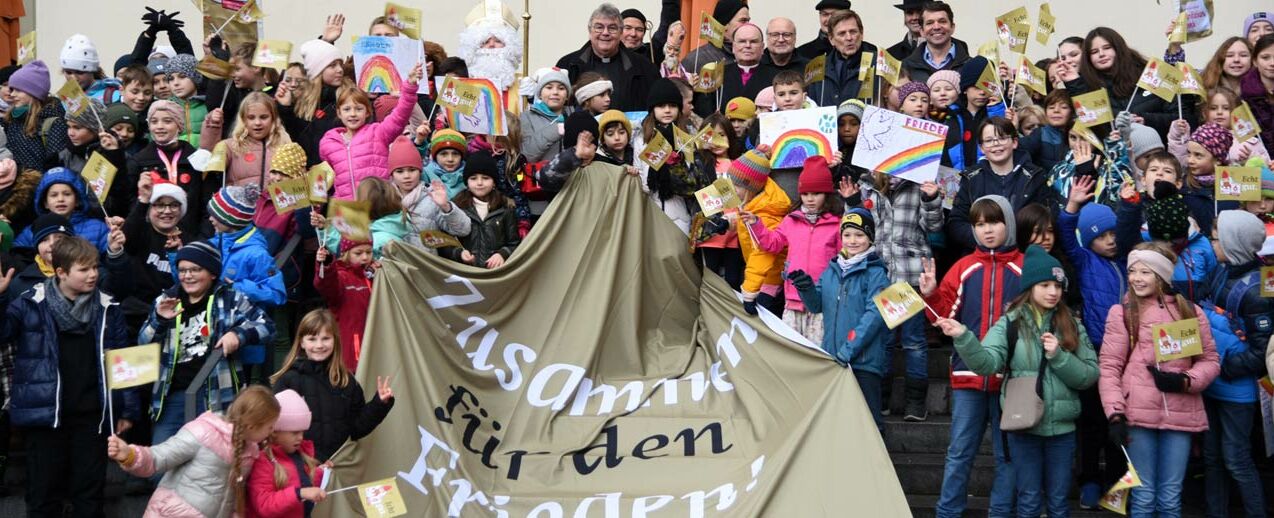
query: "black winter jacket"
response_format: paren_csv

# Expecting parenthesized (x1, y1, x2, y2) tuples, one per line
(441, 202, 521, 266)
(946, 155, 1055, 253)
(273, 359, 394, 461)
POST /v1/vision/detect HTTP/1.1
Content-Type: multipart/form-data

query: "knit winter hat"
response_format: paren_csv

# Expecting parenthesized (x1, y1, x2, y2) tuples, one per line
(147, 100, 187, 132)
(1144, 181, 1191, 241)
(103, 103, 138, 133)
(755, 87, 776, 110)
(896, 81, 930, 104)
(563, 110, 599, 149)
(959, 56, 989, 91)
(534, 67, 572, 102)
(175, 241, 222, 278)
(208, 184, 260, 229)
(388, 136, 423, 172)
(725, 147, 772, 197)
(1244, 12, 1272, 37)
(1019, 245, 1067, 291)
(1127, 123, 1164, 162)
(463, 150, 499, 183)
(166, 54, 200, 84)
(31, 213, 74, 245)
(841, 208, 876, 243)
(150, 181, 189, 216)
(1190, 123, 1233, 162)
(270, 143, 307, 178)
(65, 97, 106, 132)
(725, 97, 756, 120)
(1217, 210, 1265, 265)
(273, 390, 312, 432)
(9, 60, 50, 99)
(1077, 202, 1117, 249)
(926, 69, 960, 92)
(1260, 161, 1274, 199)
(0, 65, 19, 85)
(647, 78, 682, 111)
(837, 98, 865, 121)
(798, 156, 834, 194)
(597, 109, 632, 135)
(59, 34, 100, 73)
(713, 0, 745, 25)
(147, 56, 169, 76)
(338, 237, 372, 256)
(299, 39, 342, 80)
(429, 129, 468, 158)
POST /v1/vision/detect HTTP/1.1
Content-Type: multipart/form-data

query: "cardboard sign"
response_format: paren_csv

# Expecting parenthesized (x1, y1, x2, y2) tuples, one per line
(695, 61, 726, 93)
(1073, 90, 1114, 128)
(1215, 167, 1262, 202)
(1177, 63, 1205, 96)
(876, 51, 902, 87)
(758, 107, 839, 169)
(106, 343, 161, 389)
(252, 40, 292, 71)
(1099, 461, 1143, 514)
(16, 31, 35, 66)
(357, 478, 408, 518)
(1035, 4, 1055, 45)
(438, 76, 480, 116)
(1169, 11, 1188, 44)
(1232, 102, 1262, 143)
(699, 11, 725, 49)
(1151, 318, 1204, 362)
(851, 105, 948, 184)
(81, 152, 117, 204)
(804, 55, 826, 85)
(873, 282, 926, 330)
(384, 2, 423, 39)
(1136, 58, 1183, 103)
(419, 230, 462, 249)
(1179, 0, 1214, 42)
(197, 55, 235, 81)
(327, 200, 371, 242)
(694, 178, 742, 217)
(308, 162, 335, 203)
(937, 165, 961, 210)
(354, 36, 420, 95)
(638, 131, 672, 171)
(268, 177, 311, 214)
(56, 80, 92, 118)
(1261, 266, 1274, 298)
(1015, 55, 1047, 96)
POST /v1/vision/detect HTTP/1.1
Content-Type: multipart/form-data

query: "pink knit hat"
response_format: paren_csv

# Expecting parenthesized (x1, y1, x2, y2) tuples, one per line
(339, 237, 372, 256)
(273, 390, 312, 432)
(1190, 123, 1233, 162)
(926, 70, 960, 92)
(388, 136, 422, 172)
(754, 87, 776, 110)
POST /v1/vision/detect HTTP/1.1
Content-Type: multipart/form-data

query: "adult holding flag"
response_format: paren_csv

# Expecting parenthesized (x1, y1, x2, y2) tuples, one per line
(692, 23, 774, 117)
(1065, 27, 1184, 140)
(807, 10, 879, 107)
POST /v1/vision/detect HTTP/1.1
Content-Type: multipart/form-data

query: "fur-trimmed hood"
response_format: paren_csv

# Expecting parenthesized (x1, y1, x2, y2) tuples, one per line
(0, 169, 42, 219)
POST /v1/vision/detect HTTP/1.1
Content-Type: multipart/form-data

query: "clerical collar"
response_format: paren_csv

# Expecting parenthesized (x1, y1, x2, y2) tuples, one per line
(600, 56, 612, 63)
(738, 63, 758, 72)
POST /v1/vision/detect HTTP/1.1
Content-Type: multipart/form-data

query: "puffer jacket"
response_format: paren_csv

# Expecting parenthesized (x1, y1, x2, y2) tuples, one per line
(926, 244, 1024, 392)
(121, 411, 261, 518)
(748, 211, 840, 312)
(1048, 138, 1133, 212)
(212, 226, 287, 307)
(519, 103, 565, 163)
(440, 200, 521, 267)
(320, 212, 413, 259)
(797, 253, 892, 374)
(1057, 208, 1127, 347)
(856, 177, 944, 285)
(941, 97, 1008, 171)
(1200, 303, 1256, 404)
(735, 179, 791, 297)
(400, 183, 472, 253)
(1019, 125, 1068, 173)
(0, 282, 140, 429)
(1099, 299, 1220, 432)
(206, 138, 283, 188)
(246, 440, 326, 518)
(1, 99, 69, 172)
(271, 359, 394, 461)
(317, 82, 418, 201)
(1238, 69, 1274, 156)
(313, 260, 372, 372)
(1208, 262, 1273, 379)
(1114, 200, 1218, 303)
(13, 169, 110, 253)
(171, 95, 209, 149)
(85, 78, 123, 105)
(953, 307, 1100, 437)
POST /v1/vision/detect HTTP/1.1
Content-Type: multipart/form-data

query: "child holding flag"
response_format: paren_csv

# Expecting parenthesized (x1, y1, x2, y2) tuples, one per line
(1168, 87, 1270, 166)
(246, 389, 328, 517)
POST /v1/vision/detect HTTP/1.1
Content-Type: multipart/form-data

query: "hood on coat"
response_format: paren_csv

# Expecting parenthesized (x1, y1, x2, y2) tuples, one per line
(187, 411, 236, 463)
(34, 168, 93, 218)
(0, 169, 43, 218)
(974, 194, 1017, 249)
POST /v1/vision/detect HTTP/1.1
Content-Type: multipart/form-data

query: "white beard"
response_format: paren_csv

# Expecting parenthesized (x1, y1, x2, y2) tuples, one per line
(467, 47, 519, 91)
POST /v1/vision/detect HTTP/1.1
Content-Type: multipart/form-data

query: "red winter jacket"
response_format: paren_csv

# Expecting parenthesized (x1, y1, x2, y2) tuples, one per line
(315, 259, 372, 372)
(246, 441, 326, 518)
(925, 246, 1023, 391)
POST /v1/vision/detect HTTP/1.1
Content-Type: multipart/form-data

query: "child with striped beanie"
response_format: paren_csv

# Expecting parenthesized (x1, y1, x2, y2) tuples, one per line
(207, 183, 286, 308)
(729, 145, 793, 315)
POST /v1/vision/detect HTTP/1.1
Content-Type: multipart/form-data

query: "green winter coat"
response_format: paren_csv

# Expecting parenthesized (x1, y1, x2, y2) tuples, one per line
(952, 305, 1099, 437)
(171, 95, 208, 149)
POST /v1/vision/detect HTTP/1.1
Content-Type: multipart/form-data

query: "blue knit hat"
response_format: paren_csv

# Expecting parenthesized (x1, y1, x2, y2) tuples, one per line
(959, 56, 989, 92)
(1077, 202, 1117, 249)
(175, 241, 222, 278)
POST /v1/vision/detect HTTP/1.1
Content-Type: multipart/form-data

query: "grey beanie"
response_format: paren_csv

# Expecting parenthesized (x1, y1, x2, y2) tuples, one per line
(974, 194, 1017, 248)
(65, 97, 107, 133)
(166, 54, 201, 85)
(1217, 210, 1265, 265)
(1128, 123, 1164, 162)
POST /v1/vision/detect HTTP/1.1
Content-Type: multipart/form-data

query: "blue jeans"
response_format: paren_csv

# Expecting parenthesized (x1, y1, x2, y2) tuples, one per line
(886, 307, 928, 381)
(1125, 427, 1191, 518)
(1203, 399, 1265, 518)
(1007, 432, 1076, 518)
(152, 389, 208, 446)
(854, 370, 884, 434)
(937, 389, 1016, 518)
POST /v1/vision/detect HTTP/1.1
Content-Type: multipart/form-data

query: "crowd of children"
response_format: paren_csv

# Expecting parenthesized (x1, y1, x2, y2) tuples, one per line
(0, 2, 1271, 516)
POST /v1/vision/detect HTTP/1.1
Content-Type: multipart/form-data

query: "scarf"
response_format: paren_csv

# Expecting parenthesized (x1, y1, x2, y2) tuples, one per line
(838, 246, 875, 273)
(801, 206, 820, 224)
(43, 277, 97, 333)
(36, 255, 54, 276)
(9, 105, 28, 119)
(1193, 174, 1214, 187)
(400, 183, 426, 212)
(530, 100, 564, 123)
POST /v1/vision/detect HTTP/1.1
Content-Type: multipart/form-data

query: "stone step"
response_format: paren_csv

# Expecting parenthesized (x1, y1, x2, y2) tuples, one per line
(892, 452, 999, 497)
(883, 415, 991, 455)
(904, 494, 1207, 518)
(883, 377, 953, 417)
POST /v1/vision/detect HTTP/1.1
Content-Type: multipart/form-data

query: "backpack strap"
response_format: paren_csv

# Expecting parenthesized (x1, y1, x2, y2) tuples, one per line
(1221, 269, 1261, 342)
(40, 116, 57, 148)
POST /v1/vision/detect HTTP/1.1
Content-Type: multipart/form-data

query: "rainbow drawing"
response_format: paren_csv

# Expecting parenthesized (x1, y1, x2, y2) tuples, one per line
(770, 129, 833, 169)
(874, 139, 944, 176)
(357, 55, 403, 95)
(446, 78, 508, 136)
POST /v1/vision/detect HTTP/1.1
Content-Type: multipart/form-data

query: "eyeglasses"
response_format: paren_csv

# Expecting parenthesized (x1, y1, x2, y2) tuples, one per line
(177, 267, 206, 276)
(982, 136, 1014, 146)
(591, 23, 620, 34)
(767, 32, 795, 40)
(152, 202, 183, 212)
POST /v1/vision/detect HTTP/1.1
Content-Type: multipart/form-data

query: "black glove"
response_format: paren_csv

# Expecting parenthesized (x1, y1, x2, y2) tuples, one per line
(1146, 365, 1189, 393)
(702, 215, 730, 236)
(1107, 414, 1129, 445)
(788, 270, 814, 291)
(743, 300, 758, 315)
(158, 10, 185, 31)
(209, 35, 231, 61)
(141, 7, 164, 36)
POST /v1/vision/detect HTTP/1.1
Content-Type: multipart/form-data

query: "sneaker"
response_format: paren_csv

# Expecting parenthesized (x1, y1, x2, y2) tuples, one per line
(903, 403, 927, 422)
(1079, 482, 1101, 509)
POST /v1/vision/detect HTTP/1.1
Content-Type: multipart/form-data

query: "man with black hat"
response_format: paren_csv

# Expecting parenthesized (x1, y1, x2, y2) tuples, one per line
(620, 9, 655, 61)
(680, 0, 750, 73)
(886, 0, 926, 61)
(796, 0, 852, 61)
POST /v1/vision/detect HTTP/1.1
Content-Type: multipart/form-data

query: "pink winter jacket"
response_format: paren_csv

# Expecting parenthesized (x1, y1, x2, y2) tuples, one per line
(317, 81, 418, 200)
(122, 411, 262, 518)
(1099, 299, 1220, 432)
(749, 211, 841, 312)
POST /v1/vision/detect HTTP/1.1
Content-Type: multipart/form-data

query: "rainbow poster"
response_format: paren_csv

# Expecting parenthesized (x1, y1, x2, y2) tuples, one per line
(851, 105, 949, 184)
(757, 107, 839, 169)
(438, 76, 508, 136)
(353, 36, 421, 95)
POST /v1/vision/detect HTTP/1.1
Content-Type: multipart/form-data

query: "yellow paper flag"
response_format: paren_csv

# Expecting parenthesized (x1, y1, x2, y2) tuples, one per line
(975, 59, 1002, 98)
(1215, 166, 1262, 202)
(1261, 266, 1274, 298)
(1177, 63, 1205, 96)
(1072, 125, 1106, 152)
(1015, 55, 1048, 96)
(106, 343, 161, 389)
(1232, 102, 1262, 142)
(694, 178, 742, 217)
(327, 200, 371, 242)
(858, 65, 876, 100)
(804, 55, 827, 85)
(873, 282, 927, 330)
(56, 80, 93, 118)
(196, 55, 235, 81)
(418, 230, 462, 249)
(16, 31, 35, 66)
(1136, 59, 1183, 103)
(308, 162, 335, 203)
(694, 61, 725, 93)
(977, 39, 1000, 63)
(997, 6, 1030, 28)
(268, 177, 311, 214)
(384, 2, 423, 39)
(699, 11, 725, 49)
(1072, 90, 1114, 128)
(1169, 12, 1188, 44)
(1035, 4, 1055, 45)
(1099, 462, 1143, 515)
(438, 77, 480, 116)
(692, 124, 718, 150)
(638, 131, 673, 171)
(673, 125, 695, 153)
(859, 52, 874, 82)
(357, 478, 408, 518)
(1151, 318, 1205, 362)
(205, 141, 229, 173)
(252, 40, 292, 71)
(236, 0, 265, 23)
(876, 51, 902, 86)
(996, 21, 1030, 54)
(81, 152, 117, 205)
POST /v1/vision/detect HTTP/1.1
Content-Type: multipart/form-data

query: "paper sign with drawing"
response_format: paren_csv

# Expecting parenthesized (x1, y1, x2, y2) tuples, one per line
(757, 107, 839, 169)
(850, 105, 948, 184)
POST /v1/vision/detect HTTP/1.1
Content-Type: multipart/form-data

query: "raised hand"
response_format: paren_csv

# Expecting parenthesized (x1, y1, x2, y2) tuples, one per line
(787, 270, 815, 291)
(837, 176, 859, 200)
(920, 181, 940, 199)
(828, 150, 843, 167)
(156, 296, 180, 320)
(1041, 332, 1059, 358)
(108, 227, 126, 254)
(99, 131, 120, 151)
(429, 180, 449, 208)
(918, 258, 938, 297)
(206, 108, 224, 129)
(215, 332, 241, 355)
(1066, 174, 1096, 212)
(310, 210, 327, 230)
(414, 122, 432, 145)
(407, 63, 423, 85)
(376, 375, 394, 402)
(275, 82, 294, 107)
(137, 173, 155, 203)
(575, 131, 597, 163)
(322, 14, 346, 44)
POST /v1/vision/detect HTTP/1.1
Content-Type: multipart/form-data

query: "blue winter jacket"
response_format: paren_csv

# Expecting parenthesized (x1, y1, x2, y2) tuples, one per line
(210, 226, 287, 308)
(13, 169, 110, 253)
(1200, 301, 1257, 404)
(1208, 262, 1273, 380)
(85, 78, 123, 105)
(1018, 125, 1067, 173)
(941, 98, 1007, 171)
(797, 253, 892, 375)
(1057, 209, 1126, 348)
(0, 282, 140, 429)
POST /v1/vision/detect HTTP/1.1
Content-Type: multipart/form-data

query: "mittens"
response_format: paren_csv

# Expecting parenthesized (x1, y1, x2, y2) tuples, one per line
(743, 300, 758, 315)
(787, 270, 814, 291)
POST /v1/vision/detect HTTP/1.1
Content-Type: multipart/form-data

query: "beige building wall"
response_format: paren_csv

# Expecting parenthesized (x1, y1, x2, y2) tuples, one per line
(22, 1, 1272, 80)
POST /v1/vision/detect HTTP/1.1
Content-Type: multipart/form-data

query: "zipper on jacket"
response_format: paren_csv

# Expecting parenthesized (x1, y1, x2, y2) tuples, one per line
(985, 250, 997, 391)
(97, 302, 113, 434)
(345, 140, 355, 194)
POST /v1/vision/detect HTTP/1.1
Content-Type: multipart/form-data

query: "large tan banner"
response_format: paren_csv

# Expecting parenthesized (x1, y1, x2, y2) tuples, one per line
(316, 165, 908, 517)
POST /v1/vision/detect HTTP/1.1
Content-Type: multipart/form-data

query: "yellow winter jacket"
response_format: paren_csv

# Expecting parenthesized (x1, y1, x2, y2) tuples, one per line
(735, 179, 791, 295)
